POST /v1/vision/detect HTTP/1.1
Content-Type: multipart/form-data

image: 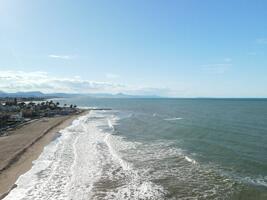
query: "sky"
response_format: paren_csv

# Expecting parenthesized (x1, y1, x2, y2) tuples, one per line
(0, 0, 267, 97)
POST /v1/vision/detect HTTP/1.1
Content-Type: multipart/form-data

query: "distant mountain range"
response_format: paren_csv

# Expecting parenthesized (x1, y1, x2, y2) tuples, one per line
(0, 91, 162, 99)
(0, 91, 47, 98)
(0, 91, 81, 98)
(84, 93, 161, 98)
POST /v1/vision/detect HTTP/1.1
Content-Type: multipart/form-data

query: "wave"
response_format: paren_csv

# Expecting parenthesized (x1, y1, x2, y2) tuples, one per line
(104, 134, 133, 170)
(164, 117, 183, 121)
(4, 115, 87, 200)
(220, 170, 267, 188)
(4, 110, 166, 200)
(184, 155, 197, 164)
(243, 176, 267, 187)
(5, 110, 248, 199)
(107, 118, 114, 130)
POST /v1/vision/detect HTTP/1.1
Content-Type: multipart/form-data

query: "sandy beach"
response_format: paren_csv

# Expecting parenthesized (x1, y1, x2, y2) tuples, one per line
(0, 111, 87, 199)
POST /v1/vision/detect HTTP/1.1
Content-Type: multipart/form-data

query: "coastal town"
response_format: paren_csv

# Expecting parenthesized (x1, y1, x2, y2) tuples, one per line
(0, 97, 79, 136)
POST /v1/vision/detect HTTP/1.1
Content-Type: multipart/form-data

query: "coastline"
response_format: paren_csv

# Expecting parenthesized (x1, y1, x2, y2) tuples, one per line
(0, 110, 88, 199)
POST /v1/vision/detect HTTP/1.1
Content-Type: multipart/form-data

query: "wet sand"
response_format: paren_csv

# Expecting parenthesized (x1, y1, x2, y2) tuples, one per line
(0, 111, 87, 199)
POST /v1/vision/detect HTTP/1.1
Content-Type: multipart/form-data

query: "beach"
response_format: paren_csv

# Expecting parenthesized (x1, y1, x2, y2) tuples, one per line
(1, 98, 267, 199)
(0, 111, 86, 199)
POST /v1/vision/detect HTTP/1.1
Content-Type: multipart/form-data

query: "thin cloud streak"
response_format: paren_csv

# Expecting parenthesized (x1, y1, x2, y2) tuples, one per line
(48, 54, 74, 60)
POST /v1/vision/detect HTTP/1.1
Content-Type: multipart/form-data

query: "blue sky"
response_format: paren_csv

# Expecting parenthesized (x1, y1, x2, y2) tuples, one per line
(0, 0, 267, 97)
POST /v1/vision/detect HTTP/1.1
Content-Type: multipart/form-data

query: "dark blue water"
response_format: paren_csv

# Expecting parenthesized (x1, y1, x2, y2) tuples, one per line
(56, 97, 267, 199)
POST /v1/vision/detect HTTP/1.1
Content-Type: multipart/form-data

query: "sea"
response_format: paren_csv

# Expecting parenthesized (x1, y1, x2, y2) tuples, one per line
(4, 98, 267, 200)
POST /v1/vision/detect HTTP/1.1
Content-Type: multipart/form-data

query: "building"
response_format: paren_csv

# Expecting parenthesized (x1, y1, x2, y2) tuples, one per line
(21, 108, 34, 118)
(7, 114, 24, 123)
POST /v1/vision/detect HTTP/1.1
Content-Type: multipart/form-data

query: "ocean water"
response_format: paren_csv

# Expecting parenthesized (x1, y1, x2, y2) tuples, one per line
(5, 98, 267, 200)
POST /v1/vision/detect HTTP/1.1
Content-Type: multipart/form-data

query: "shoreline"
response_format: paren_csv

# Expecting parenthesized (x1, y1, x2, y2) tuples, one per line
(0, 110, 88, 199)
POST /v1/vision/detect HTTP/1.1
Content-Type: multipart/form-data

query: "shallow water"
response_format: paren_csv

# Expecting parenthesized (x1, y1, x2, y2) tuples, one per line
(5, 98, 267, 199)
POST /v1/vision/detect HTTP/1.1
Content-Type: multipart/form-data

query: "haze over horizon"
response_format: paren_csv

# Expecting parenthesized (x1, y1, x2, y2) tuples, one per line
(1, 0, 267, 97)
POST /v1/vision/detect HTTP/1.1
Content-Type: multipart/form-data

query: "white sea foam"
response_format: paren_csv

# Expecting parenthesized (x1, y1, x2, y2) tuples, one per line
(107, 118, 114, 130)
(78, 106, 98, 109)
(4, 110, 165, 200)
(240, 176, 267, 188)
(4, 115, 86, 200)
(104, 134, 133, 170)
(164, 117, 183, 121)
(185, 156, 197, 164)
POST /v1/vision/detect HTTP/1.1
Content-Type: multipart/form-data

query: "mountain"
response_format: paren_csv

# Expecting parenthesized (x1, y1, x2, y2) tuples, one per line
(0, 91, 162, 98)
(12, 91, 45, 97)
(0, 91, 45, 97)
(85, 93, 162, 98)
(45, 93, 81, 98)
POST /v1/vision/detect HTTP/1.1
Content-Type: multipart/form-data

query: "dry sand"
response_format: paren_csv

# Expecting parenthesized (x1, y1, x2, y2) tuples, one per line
(0, 111, 87, 198)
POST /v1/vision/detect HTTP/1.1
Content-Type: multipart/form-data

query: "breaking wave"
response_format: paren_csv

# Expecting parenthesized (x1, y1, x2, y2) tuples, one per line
(4, 111, 166, 200)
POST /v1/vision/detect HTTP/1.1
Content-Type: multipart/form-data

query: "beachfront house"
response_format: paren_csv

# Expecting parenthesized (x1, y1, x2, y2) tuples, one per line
(21, 108, 34, 118)
(7, 114, 24, 123)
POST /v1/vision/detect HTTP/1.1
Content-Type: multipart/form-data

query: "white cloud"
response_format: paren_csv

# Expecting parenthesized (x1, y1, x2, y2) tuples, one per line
(48, 54, 74, 60)
(0, 70, 178, 97)
(0, 70, 124, 94)
(256, 38, 267, 44)
(106, 73, 120, 79)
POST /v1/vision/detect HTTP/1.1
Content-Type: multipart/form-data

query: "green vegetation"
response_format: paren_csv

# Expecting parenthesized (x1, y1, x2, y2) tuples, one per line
(0, 98, 78, 135)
